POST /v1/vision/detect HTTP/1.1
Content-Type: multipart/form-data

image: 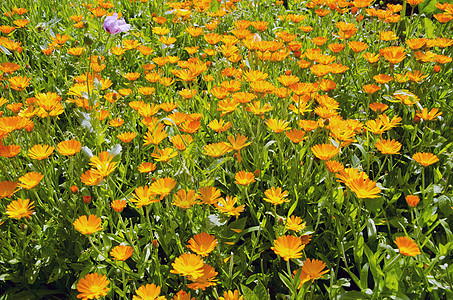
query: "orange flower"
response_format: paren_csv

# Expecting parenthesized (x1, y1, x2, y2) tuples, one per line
(311, 144, 340, 160)
(133, 283, 166, 300)
(110, 245, 133, 261)
(265, 118, 291, 133)
(172, 189, 199, 209)
(394, 236, 421, 256)
(203, 142, 232, 157)
(406, 195, 420, 208)
(263, 187, 289, 205)
(348, 41, 368, 53)
(151, 147, 178, 162)
(375, 139, 402, 155)
(111, 199, 127, 212)
(412, 152, 439, 167)
(215, 196, 245, 219)
(285, 129, 306, 143)
(18, 172, 44, 189)
(28, 144, 54, 160)
(76, 273, 110, 300)
(80, 170, 102, 186)
(187, 233, 217, 257)
(286, 216, 306, 231)
(415, 108, 442, 121)
(170, 253, 204, 279)
(131, 185, 159, 207)
(150, 177, 177, 199)
(6, 198, 34, 219)
(271, 235, 305, 261)
(117, 132, 137, 143)
(137, 162, 156, 173)
(347, 177, 381, 199)
(8, 76, 31, 91)
(325, 160, 344, 173)
(373, 74, 393, 84)
(198, 186, 222, 205)
(57, 140, 81, 156)
(187, 264, 217, 290)
(369, 102, 388, 113)
(0, 144, 21, 158)
(235, 171, 256, 186)
(73, 215, 103, 235)
(301, 258, 329, 281)
(89, 151, 117, 178)
(219, 290, 243, 300)
(1, 181, 19, 199)
(380, 46, 406, 64)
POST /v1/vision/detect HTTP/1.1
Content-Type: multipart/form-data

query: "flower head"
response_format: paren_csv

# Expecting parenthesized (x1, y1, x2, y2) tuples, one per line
(0, 181, 18, 199)
(76, 273, 110, 300)
(286, 216, 306, 231)
(187, 233, 217, 257)
(235, 171, 256, 186)
(57, 140, 82, 156)
(110, 245, 133, 261)
(133, 283, 166, 300)
(375, 139, 402, 155)
(187, 264, 217, 290)
(103, 13, 130, 34)
(6, 198, 34, 219)
(73, 215, 103, 235)
(219, 290, 243, 300)
(394, 236, 421, 256)
(311, 144, 340, 161)
(412, 152, 439, 167)
(406, 195, 420, 208)
(301, 258, 328, 281)
(271, 235, 305, 261)
(170, 253, 204, 279)
(263, 187, 289, 205)
(18, 172, 44, 189)
(28, 144, 54, 160)
(111, 199, 127, 212)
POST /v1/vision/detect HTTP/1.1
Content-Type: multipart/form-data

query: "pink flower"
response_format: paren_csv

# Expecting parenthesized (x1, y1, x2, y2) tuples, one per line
(103, 13, 130, 34)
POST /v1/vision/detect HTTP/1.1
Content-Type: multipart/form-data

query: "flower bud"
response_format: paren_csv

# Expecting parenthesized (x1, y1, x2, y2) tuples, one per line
(433, 65, 441, 73)
(71, 185, 79, 194)
(83, 34, 94, 46)
(83, 195, 92, 204)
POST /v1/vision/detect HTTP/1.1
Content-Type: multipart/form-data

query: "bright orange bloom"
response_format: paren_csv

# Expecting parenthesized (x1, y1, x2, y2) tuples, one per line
(150, 177, 177, 199)
(348, 41, 368, 53)
(188, 233, 217, 257)
(235, 171, 256, 186)
(347, 177, 381, 199)
(394, 236, 421, 256)
(325, 161, 344, 173)
(170, 253, 204, 279)
(286, 216, 306, 231)
(144, 123, 167, 146)
(203, 142, 232, 157)
(0, 181, 18, 199)
(265, 118, 291, 133)
(215, 196, 245, 219)
(406, 195, 420, 208)
(111, 199, 127, 212)
(137, 162, 156, 173)
(151, 147, 178, 162)
(0, 144, 21, 158)
(131, 185, 159, 207)
(133, 283, 166, 300)
(412, 152, 439, 167)
(89, 151, 117, 178)
(311, 144, 340, 160)
(172, 189, 199, 209)
(271, 235, 305, 261)
(117, 132, 137, 143)
(415, 108, 442, 121)
(369, 102, 388, 113)
(380, 46, 406, 64)
(187, 264, 217, 290)
(8, 76, 31, 91)
(73, 215, 103, 235)
(18, 172, 44, 189)
(6, 198, 34, 219)
(375, 139, 402, 155)
(80, 170, 102, 186)
(110, 245, 133, 261)
(264, 187, 289, 205)
(28, 144, 54, 160)
(301, 258, 329, 281)
(219, 290, 243, 300)
(57, 140, 81, 156)
(198, 186, 222, 205)
(76, 273, 110, 300)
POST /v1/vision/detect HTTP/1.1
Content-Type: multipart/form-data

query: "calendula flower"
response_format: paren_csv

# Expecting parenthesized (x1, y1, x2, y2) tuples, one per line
(89, 151, 117, 178)
(149, 177, 177, 199)
(325, 160, 344, 173)
(111, 199, 127, 212)
(347, 177, 381, 199)
(263, 187, 289, 205)
(198, 186, 222, 205)
(215, 196, 245, 219)
(375, 139, 402, 155)
(265, 118, 291, 133)
(271, 235, 305, 261)
(187, 264, 217, 290)
(235, 171, 256, 186)
(394, 236, 421, 256)
(0, 181, 18, 199)
(57, 140, 82, 156)
(73, 215, 103, 235)
(76, 273, 110, 300)
(406, 195, 420, 208)
(172, 189, 199, 209)
(133, 283, 166, 300)
(18, 172, 44, 189)
(188, 233, 217, 257)
(170, 253, 204, 279)
(110, 245, 133, 261)
(28, 144, 54, 160)
(412, 152, 439, 167)
(415, 108, 442, 121)
(301, 258, 329, 281)
(311, 144, 340, 161)
(130, 186, 159, 208)
(286, 216, 306, 231)
(151, 147, 178, 162)
(219, 290, 243, 300)
(203, 142, 232, 157)
(138, 162, 157, 173)
(6, 198, 34, 219)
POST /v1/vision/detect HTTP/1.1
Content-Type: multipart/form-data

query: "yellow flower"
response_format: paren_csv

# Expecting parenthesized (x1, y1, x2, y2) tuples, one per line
(151, 147, 178, 162)
(311, 144, 340, 161)
(187, 264, 217, 290)
(218, 290, 243, 300)
(415, 108, 442, 121)
(394, 236, 421, 256)
(265, 118, 291, 133)
(0, 181, 18, 199)
(57, 140, 82, 156)
(76, 273, 110, 300)
(172, 189, 199, 209)
(130, 186, 159, 208)
(203, 142, 232, 158)
(187, 233, 217, 257)
(133, 283, 166, 300)
(263, 187, 289, 205)
(89, 151, 117, 178)
(271, 235, 305, 261)
(170, 253, 204, 279)
(215, 196, 245, 219)
(375, 139, 402, 155)
(6, 198, 34, 219)
(286, 216, 306, 231)
(149, 177, 177, 199)
(18, 172, 44, 189)
(412, 152, 439, 167)
(235, 171, 256, 186)
(73, 215, 103, 235)
(198, 186, 222, 205)
(28, 144, 54, 160)
(111, 199, 127, 212)
(110, 245, 133, 261)
(347, 177, 381, 199)
(301, 258, 329, 281)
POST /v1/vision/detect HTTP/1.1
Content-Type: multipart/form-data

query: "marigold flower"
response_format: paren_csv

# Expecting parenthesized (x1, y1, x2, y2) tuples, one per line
(73, 215, 103, 235)
(138, 162, 156, 173)
(311, 144, 340, 161)
(76, 273, 110, 300)
(57, 140, 81, 156)
(271, 235, 305, 261)
(187, 264, 217, 290)
(111, 199, 127, 212)
(0, 181, 18, 199)
(188, 233, 217, 257)
(373, 74, 393, 84)
(347, 177, 381, 199)
(172, 189, 199, 209)
(198, 186, 222, 205)
(28, 144, 54, 160)
(6, 198, 34, 219)
(215, 196, 245, 219)
(375, 139, 402, 155)
(265, 118, 291, 133)
(151, 147, 178, 163)
(203, 142, 232, 158)
(133, 283, 165, 300)
(406, 195, 420, 208)
(110, 245, 133, 261)
(219, 290, 243, 300)
(89, 151, 117, 178)
(150, 177, 177, 199)
(80, 170, 102, 186)
(395, 236, 421, 256)
(369, 102, 388, 113)
(0, 144, 21, 158)
(380, 46, 406, 64)
(18, 172, 44, 190)
(300, 258, 329, 281)
(170, 253, 204, 279)
(286, 216, 306, 231)
(412, 152, 439, 167)
(415, 108, 442, 121)
(8, 76, 31, 91)
(235, 171, 256, 186)
(264, 187, 289, 205)
(325, 160, 344, 173)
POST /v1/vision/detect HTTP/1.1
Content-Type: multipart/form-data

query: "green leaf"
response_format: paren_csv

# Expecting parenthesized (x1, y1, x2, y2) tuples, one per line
(241, 284, 259, 300)
(253, 280, 270, 300)
(336, 291, 370, 299)
(384, 267, 399, 291)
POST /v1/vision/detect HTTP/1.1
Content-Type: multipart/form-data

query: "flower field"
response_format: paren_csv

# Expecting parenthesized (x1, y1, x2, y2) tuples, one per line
(0, 0, 453, 298)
